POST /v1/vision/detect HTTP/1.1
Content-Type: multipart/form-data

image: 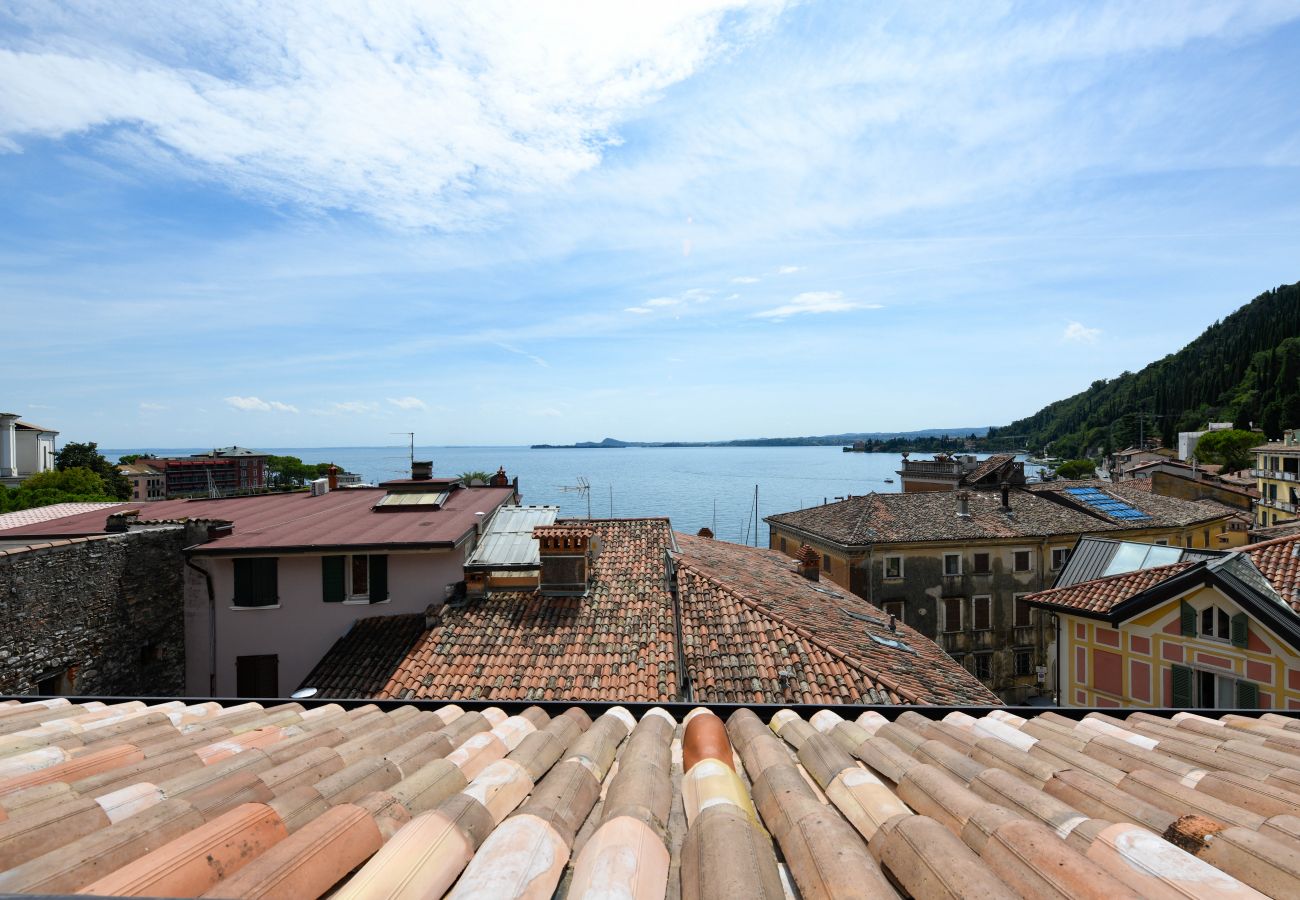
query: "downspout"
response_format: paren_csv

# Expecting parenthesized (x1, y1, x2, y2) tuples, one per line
(1052, 612, 1062, 706)
(184, 556, 217, 696)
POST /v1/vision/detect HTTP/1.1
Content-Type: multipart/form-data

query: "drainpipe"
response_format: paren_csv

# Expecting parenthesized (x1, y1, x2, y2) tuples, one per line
(1052, 613, 1062, 707)
(184, 557, 217, 696)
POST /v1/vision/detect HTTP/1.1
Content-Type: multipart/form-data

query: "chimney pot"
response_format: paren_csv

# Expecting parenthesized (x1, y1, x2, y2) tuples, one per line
(327, 465, 338, 491)
(889, 614, 897, 633)
(697, 527, 714, 538)
(1000, 482, 1011, 510)
(796, 544, 820, 581)
(489, 466, 509, 487)
(411, 460, 433, 480)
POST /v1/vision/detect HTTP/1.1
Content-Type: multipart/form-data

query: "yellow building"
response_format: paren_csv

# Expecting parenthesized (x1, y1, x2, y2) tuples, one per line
(1029, 534, 1300, 709)
(1252, 430, 1300, 528)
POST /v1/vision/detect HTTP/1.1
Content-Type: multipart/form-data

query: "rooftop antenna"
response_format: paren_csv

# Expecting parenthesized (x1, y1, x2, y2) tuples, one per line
(390, 432, 415, 473)
(559, 476, 591, 518)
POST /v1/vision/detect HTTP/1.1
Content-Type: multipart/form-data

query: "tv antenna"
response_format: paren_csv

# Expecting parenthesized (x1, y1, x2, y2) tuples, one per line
(559, 476, 591, 518)
(390, 433, 415, 471)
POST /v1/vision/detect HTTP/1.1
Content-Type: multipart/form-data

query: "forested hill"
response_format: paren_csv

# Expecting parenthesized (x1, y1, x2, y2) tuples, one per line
(988, 281, 1300, 458)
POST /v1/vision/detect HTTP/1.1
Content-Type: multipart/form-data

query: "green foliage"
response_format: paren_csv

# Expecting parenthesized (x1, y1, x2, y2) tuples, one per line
(1193, 429, 1260, 474)
(54, 441, 131, 500)
(266, 455, 335, 487)
(1053, 459, 1097, 479)
(458, 471, 493, 485)
(0, 467, 117, 512)
(117, 453, 154, 465)
(987, 282, 1300, 456)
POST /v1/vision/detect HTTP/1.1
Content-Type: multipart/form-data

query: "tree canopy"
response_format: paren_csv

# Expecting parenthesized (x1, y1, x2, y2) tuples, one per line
(1053, 459, 1097, 479)
(55, 441, 131, 500)
(266, 455, 335, 487)
(1193, 429, 1260, 474)
(0, 467, 119, 512)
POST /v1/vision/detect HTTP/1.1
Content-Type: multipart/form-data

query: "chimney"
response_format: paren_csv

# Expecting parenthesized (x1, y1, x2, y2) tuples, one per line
(489, 466, 509, 487)
(411, 460, 433, 480)
(956, 491, 970, 518)
(796, 544, 820, 581)
(889, 614, 897, 633)
(697, 527, 714, 539)
(105, 510, 141, 533)
(327, 465, 338, 490)
(534, 525, 596, 596)
(1000, 482, 1011, 511)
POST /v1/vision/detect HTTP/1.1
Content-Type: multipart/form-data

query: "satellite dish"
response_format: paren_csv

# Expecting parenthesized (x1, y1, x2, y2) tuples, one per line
(291, 687, 318, 699)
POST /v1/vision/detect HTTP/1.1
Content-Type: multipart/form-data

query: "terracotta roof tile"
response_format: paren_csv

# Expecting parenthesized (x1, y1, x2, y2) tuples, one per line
(1025, 562, 1196, 614)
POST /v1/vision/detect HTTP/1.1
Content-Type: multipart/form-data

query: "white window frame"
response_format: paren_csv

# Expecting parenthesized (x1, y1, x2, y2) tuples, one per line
(1012, 548, 1033, 573)
(1050, 547, 1070, 570)
(342, 554, 371, 604)
(943, 553, 962, 577)
(883, 555, 904, 579)
(1198, 604, 1231, 643)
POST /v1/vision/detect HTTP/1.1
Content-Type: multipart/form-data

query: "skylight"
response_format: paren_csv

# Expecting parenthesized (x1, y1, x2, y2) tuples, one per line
(1063, 487, 1150, 520)
(869, 633, 916, 653)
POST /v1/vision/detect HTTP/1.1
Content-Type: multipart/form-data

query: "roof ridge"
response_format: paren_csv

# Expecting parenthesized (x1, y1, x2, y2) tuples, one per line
(1031, 559, 1195, 599)
(675, 558, 924, 704)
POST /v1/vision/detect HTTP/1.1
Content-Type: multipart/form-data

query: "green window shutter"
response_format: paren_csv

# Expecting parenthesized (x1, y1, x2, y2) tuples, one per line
(1235, 679, 1259, 709)
(322, 556, 345, 603)
(1230, 613, 1248, 648)
(1180, 600, 1197, 637)
(235, 558, 277, 607)
(369, 555, 388, 603)
(258, 558, 278, 606)
(1171, 664, 1194, 707)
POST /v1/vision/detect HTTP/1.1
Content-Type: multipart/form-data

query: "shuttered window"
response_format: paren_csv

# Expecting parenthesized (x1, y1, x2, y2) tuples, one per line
(943, 597, 963, 633)
(1171, 664, 1193, 707)
(1235, 679, 1259, 709)
(1014, 594, 1032, 628)
(973, 596, 992, 631)
(233, 558, 278, 607)
(1230, 613, 1248, 648)
(1180, 600, 1197, 637)
(322, 556, 346, 602)
(369, 554, 388, 603)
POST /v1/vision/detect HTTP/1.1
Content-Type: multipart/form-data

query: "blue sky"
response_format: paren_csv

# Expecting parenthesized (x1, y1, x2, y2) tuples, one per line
(3, 1, 1299, 447)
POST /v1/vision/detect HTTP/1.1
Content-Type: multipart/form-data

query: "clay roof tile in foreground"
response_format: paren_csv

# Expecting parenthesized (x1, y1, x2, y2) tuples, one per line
(0, 698, 1295, 898)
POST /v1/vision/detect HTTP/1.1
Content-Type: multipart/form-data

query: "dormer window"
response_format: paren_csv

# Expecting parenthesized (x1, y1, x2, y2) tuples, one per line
(1200, 605, 1231, 641)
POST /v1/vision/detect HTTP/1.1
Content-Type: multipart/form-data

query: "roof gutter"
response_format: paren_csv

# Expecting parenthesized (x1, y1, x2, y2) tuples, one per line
(666, 550, 691, 703)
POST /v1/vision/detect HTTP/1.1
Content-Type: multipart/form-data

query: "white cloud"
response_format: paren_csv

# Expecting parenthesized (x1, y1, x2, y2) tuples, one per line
(388, 396, 428, 411)
(731, 275, 760, 284)
(138, 402, 166, 411)
(0, 2, 785, 228)
(1063, 321, 1102, 343)
(753, 290, 881, 320)
(625, 306, 653, 314)
(224, 395, 299, 413)
(495, 342, 549, 367)
(776, 265, 802, 275)
(644, 297, 681, 307)
(329, 401, 379, 414)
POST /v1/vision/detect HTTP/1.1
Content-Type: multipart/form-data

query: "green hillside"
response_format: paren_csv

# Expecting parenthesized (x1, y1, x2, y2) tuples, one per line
(988, 281, 1300, 457)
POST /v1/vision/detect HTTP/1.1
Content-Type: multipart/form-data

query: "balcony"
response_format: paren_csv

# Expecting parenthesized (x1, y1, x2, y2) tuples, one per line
(1251, 469, 1300, 482)
(1259, 498, 1298, 514)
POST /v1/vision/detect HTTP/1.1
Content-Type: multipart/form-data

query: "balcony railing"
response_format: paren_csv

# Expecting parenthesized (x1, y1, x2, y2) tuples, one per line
(900, 461, 963, 476)
(1259, 498, 1298, 514)
(1252, 469, 1300, 481)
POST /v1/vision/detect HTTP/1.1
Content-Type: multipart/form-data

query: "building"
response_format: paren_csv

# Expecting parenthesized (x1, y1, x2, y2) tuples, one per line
(1108, 445, 1177, 480)
(1029, 532, 1300, 710)
(896, 452, 1022, 493)
(0, 466, 519, 697)
(301, 518, 998, 706)
(0, 697, 1294, 899)
(139, 446, 270, 497)
(1177, 422, 1233, 461)
(1252, 429, 1300, 528)
(0, 413, 58, 487)
(118, 460, 167, 501)
(765, 480, 1243, 702)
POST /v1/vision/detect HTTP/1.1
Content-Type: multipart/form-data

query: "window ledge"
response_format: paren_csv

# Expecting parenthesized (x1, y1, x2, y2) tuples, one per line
(230, 604, 281, 611)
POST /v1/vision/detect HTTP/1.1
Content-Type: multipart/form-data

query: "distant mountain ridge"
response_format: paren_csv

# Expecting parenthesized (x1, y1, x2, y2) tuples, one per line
(988, 281, 1300, 457)
(531, 427, 990, 449)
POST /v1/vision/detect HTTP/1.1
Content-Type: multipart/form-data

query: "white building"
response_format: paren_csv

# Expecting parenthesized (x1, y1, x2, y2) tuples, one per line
(1178, 422, 1234, 461)
(0, 414, 58, 488)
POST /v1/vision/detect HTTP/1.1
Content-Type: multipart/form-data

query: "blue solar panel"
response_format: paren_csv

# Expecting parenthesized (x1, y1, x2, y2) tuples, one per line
(1062, 487, 1150, 520)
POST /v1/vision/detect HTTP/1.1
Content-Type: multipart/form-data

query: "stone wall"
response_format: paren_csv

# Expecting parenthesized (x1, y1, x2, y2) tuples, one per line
(0, 525, 193, 695)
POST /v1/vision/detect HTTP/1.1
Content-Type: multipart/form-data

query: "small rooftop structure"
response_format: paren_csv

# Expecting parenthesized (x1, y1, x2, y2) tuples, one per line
(464, 505, 560, 570)
(1052, 535, 1226, 589)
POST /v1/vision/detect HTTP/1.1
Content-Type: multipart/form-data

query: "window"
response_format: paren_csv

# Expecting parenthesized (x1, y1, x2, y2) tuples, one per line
(943, 596, 963, 632)
(233, 558, 278, 607)
(1013, 550, 1032, 572)
(322, 554, 389, 603)
(1173, 665, 1254, 709)
(943, 553, 962, 576)
(973, 595, 992, 631)
(780, 537, 788, 554)
(236, 655, 278, 698)
(1196, 604, 1247, 646)
(883, 600, 904, 623)
(1014, 593, 1033, 627)
(1014, 650, 1033, 677)
(972, 552, 991, 574)
(884, 556, 903, 579)
(822, 553, 832, 573)
(1154, 539, 1169, 546)
(972, 654, 992, 681)
(1051, 547, 1071, 570)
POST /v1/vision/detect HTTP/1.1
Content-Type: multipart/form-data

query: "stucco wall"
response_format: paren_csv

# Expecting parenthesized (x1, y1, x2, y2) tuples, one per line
(0, 527, 190, 695)
(187, 549, 464, 696)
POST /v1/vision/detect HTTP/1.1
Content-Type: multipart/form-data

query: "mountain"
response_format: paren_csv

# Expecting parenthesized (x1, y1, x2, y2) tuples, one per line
(531, 427, 990, 449)
(988, 281, 1300, 457)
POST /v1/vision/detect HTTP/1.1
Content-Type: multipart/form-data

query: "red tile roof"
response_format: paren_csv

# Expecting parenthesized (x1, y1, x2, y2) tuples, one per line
(961, 454, 1016, 484)
(1026, 562, 1196, 615)
(0, 487, 516, 553)
(1245, 532, 1300, 604)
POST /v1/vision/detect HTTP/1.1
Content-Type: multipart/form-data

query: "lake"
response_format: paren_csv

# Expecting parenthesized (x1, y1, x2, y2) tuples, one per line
(102, 445, 1044, 545)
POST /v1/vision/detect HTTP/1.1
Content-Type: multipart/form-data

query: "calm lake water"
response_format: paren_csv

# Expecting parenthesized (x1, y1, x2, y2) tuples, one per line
(103, 446, 1044, 545)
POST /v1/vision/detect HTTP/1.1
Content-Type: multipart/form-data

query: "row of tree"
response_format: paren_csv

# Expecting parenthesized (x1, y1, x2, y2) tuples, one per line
(0, 442, 131, 512)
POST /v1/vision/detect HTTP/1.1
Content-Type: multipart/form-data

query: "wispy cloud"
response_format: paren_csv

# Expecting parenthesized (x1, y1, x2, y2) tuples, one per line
(388, 396, 428, 411)
(624, 306, 653, 314)
(328, 401, 379, 414)
(776, 265, 802, 275)
(753, 291, 881, 320)
(1063, 321, 1102, 343)
(731, 275, 760, 284)
(138, 402, 166, 411)
(224, 396, 299, 413)
(495, 342, 549, 367)
(644, 297, 681, 307)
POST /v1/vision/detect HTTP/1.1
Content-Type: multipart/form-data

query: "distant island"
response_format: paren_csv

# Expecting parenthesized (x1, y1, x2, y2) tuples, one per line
(531, 428, 994, 450)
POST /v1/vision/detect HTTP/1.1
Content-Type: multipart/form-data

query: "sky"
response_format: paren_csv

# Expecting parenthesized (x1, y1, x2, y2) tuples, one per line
(2, 0, 1300, 447)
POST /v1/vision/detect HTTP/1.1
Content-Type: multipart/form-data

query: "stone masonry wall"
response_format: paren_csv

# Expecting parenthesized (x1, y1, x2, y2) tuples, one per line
(0, 526, 191, 695)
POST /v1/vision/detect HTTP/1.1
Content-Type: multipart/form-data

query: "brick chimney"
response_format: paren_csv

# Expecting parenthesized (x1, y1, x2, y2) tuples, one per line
(796, 544, 820, 581)
(327, 465, 338, 490)
(489, 466, 509, 487)
(534, 525, 597, 596)
(1000, 482, 1012, 511)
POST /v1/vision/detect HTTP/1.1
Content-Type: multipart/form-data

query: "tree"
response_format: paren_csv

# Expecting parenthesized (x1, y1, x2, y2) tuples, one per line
(0, 467, 117, 512)
(459, 471, 493, 485)
(1193, 429, 1261, 474)
(1054, 459, 1097, 479)
(55, 441, 131, 500)
(118, 453, 155, 465)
